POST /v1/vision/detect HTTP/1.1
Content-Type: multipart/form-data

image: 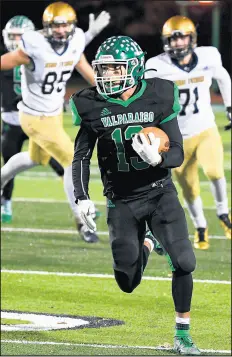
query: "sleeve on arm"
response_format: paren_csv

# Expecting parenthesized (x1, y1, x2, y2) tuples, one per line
(84, 30, 95, 47)
(158, 82, 183, 169)
(209, 47, 231, 107)
(159, 116, 184, 169)
(72, 125, 97, 202)
(69, 96, 82, 126)
(160, 83, 181, 124)
(19, 32, 34, 57)
(213, 66, 231, 107)
(72, 28, 86, 63)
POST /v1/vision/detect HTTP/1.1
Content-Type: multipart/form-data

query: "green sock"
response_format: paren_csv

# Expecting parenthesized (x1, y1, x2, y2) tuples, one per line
(175, 323, 190, 337)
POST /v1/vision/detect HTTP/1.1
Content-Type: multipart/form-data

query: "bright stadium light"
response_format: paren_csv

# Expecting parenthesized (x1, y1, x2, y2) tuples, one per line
(198, 1, 215, 4)
(176, 1, 216, 5)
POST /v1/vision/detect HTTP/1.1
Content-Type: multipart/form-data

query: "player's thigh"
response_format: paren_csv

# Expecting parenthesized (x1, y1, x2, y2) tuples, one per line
(174, 136, 200, 200)
(33, 114, 74, 168)
(19, 112, 51, 165)
(27, 138, 50, 165)
(19, 112, 73, 167)
(107, 198, 146, 268)
(197, 127, 224, 179)
(42, 118, 74, 168)
(174, 135, 198, 179)
(148, 191, 195, 272)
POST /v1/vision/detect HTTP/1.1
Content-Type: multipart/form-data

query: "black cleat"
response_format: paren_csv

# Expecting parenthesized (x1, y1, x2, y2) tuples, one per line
(77, 224, 99, 243)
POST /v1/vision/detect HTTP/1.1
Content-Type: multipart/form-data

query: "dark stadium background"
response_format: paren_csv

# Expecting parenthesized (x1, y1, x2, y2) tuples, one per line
(1, 0, 231, 98)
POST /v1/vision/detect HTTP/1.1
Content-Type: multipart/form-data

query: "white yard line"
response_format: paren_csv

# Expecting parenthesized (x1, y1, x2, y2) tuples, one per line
(1, 227, 109, 235)
(1, 269, 231, 285)
(14, 197, 107, 205)
(1, 226, 227, 240)
(16, 173, 232, 185)
(1, 339, 230, 354)
(17, 168, 100, 177)
(11, 197, 228, 210)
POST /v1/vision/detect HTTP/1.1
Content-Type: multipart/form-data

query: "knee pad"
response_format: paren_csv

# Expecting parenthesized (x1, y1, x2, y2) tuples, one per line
(112, 240, 140, 294)
(111, 239, 139, 269)
(205, 169, 223, 181)
(170, 239, 196, 273)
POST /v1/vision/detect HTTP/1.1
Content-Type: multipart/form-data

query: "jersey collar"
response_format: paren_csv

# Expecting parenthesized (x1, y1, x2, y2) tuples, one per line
(51, 42, 69, 56)
(100, 80, 147, 107)
(171, 52, 198, 73)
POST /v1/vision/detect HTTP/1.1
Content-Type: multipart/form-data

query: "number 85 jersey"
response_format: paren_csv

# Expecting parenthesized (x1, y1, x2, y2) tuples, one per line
(18, 29, 85, 116)
(145, 47, 231, 138)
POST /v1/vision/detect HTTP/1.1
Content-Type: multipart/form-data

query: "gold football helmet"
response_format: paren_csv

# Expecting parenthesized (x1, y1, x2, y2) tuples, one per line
(162, 15, 197, 60)
(43, 1, 77, 46)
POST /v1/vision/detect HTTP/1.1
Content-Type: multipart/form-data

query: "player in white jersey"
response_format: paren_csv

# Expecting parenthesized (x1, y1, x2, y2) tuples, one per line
(145, 15, 231, 249)
(0, 2, 111, 243)
(1, 15, 67, 224)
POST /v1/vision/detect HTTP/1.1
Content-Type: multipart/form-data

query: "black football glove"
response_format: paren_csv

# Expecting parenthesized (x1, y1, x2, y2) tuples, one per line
(224, 106, 231, 131)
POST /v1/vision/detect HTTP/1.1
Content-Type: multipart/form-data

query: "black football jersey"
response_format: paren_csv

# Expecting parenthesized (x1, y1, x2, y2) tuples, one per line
(1, 48, 22, 112)
(71, 78, 183, 200)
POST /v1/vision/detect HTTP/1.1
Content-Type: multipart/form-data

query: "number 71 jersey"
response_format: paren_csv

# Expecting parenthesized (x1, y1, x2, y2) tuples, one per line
(18, 28, 85, 116)
(145, 47, 221, 138)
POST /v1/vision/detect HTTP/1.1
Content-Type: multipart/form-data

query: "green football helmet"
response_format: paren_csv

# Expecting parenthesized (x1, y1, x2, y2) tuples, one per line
(92, 36, 146, 96)
(2, 15, 35, 52)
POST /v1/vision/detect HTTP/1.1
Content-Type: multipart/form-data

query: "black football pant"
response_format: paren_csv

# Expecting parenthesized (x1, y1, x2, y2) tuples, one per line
(107, 182, 196, 313)
(1, 122, 64, 201)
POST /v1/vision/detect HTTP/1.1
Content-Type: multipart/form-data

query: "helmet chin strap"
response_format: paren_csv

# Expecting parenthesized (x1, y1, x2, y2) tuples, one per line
(171, 46, 193, 62)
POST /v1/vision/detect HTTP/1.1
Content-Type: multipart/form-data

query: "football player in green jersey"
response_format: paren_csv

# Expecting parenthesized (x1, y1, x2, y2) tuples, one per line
(71, 36, 201, 355)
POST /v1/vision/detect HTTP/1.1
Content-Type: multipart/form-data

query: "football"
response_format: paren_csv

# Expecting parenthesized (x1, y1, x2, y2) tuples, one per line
(139, 127, 170, 153)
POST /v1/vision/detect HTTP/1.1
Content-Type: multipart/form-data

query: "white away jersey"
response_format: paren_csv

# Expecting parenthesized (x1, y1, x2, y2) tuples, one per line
(18, 28, 85, 116)
(145, 47, 231, 138)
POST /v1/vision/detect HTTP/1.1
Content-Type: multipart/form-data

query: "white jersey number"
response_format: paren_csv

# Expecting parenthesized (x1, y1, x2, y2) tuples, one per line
(179, 87, 199, 116)
(41, 70, 71, 94)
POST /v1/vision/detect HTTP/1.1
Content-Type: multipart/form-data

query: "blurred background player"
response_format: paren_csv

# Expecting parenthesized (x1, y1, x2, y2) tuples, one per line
(1, 10, 109, 225)
(1, 15, 65, 223)
(1, 1, 110, 243)
(145, 15, 231, 249)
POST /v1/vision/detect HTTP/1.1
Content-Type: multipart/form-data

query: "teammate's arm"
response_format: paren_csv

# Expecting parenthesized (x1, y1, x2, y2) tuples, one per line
(75, 54, 95, 86)
(1, 48, 30, 70)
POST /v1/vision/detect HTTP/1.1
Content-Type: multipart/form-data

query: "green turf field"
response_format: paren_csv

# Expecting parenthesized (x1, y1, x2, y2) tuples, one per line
(1, 112, 231, 356)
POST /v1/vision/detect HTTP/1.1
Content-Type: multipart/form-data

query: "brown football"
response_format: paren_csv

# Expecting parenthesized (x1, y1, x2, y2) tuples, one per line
(139, 127, 170, 153)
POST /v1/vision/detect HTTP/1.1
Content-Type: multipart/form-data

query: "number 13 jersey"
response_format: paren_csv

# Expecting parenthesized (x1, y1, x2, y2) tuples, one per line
(145, 46, 231, 138)
(18, 28, 85, 116)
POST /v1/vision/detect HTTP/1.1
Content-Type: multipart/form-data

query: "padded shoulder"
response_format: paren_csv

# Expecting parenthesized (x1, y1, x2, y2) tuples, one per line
(20, 30, 45, 56)
(69, 87, 98, 126)
(195, 46, 222, 67)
